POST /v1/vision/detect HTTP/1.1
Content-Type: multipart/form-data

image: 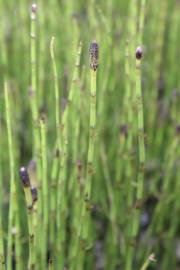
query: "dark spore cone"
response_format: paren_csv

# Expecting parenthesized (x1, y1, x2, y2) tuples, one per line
(20, 167, 30, 187)
(136, 46, 143, 60)
(31, 3, 37, 13)
(89, 40, 99, 71)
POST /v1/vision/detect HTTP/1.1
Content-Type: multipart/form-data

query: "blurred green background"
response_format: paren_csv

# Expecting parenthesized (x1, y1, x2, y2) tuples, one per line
(0, 0, 180, 269)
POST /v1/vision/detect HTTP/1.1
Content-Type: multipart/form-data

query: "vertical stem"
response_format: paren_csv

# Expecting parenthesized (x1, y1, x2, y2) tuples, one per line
(85, 68, 97, 199)
(82, 68, 97, 240)
(4, 81, 16, 270)
(40, 117, 48, 269)
(49, 36, 60, 257)
(0, 162, 5, 270)
(20, 167, 35, 270)
(140, 254, 156, 270)
(138, 0, 147, 45)
(48, 259, 53, 270)
(50, 37, 60, 144)
(125, 39, 134, 207)
(30, 5, 42, 266)
(77, 41, 98, 269)
(30, 4, 39, 153)
(132, 47, 145, 236)
(56, 42, 82, 269)
(136, 47, 145, 196)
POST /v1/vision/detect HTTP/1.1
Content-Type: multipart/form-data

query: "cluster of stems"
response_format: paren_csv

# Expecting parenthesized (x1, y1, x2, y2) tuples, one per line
(1, 0, 180, 269)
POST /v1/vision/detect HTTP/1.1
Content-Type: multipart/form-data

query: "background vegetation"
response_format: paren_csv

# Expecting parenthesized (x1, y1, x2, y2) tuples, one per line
(0, 0, 180, 269)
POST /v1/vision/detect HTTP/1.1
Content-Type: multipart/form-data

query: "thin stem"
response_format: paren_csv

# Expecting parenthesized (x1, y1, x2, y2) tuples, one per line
(0, 163, 5, 270)
(20, 167, 35, 270)
(140, 254, 156, 270)
(30, 4, 39, 156)
(77, 42, 98, 270)
(132, 47, 145, 236)
(49, 37, 61, 255)
(4, 81, 17, 270)
(30, 5, 42, 266)
(50, 37, 60, 141)
(40, 117, 48, 269)
(56, 42, 82, 268)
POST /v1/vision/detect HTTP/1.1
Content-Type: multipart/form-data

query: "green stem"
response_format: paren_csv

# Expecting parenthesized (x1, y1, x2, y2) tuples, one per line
(23, 181, 35, 269)
(40, 117, 48, 270)
(140, 254, 156, 270)
(4, 81, 17, 270)
(49, 37, 60, 256)
(0, 163, 5, 270)
(132, 51, 145, 237)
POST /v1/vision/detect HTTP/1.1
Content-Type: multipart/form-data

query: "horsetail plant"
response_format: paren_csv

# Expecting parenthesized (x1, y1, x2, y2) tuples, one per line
(125, 46, 145, 270)
(124, 39, 134, 207)
(49, 37, 60, 257)
(135, 46, 145, 200)
(56, 41, 82, 269)
(80, 40, 99, 254)
(4, 81, 20, 270)
(0, 162, 5, 270)
(39, 115, 48, 269)
(29, 5, 43, 267)
(74, 41, 99, 270)
(20, 167, 36, 270)
(86, 40, 98, 200)
(30, 3, 39, 157)
(132, 46, 145, 236)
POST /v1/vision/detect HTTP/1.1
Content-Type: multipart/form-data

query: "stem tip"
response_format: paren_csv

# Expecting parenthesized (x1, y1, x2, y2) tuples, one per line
(31, 3, 37, 13)
(89, 40, 99, 71)
(136, 46, 143, 60)
(20, 167, 30, 187)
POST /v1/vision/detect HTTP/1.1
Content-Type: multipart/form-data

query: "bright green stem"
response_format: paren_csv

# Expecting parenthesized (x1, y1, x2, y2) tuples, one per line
(49, 37, 60, 255)
(86, 69, 97, 198)
(4, 81, 17, 270)
(40, 118, 48, 270)
(132, 56, 145, 237)
(136, 57, 145, 200)
(138, 0, 147, 45)
(75, 65, 98, 270)
(15, 211, 23, 270)
(80, 68, 97, 254)
(50, 37, 60, 141)
(125, 39, 134, 207)
(30, 8, 42, 266)
(0, 167, 5, 270)
(30, 8, 39, 156)
(56, 42, 82, 268)
(23, 186, 35, 270)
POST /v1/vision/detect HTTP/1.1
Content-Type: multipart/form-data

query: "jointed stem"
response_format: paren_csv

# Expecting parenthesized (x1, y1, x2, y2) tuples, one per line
(0, 159, 5, 270)
(40, 117, 48, 269)
(132, 50, 145, 237)
(82, 66, 97, 243)
(49, 36, 60, 256)
(4, 81, 17, 270)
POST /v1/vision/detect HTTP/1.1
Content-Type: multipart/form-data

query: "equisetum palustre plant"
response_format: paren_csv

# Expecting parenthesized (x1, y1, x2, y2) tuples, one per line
(0, 0, 180, 269)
